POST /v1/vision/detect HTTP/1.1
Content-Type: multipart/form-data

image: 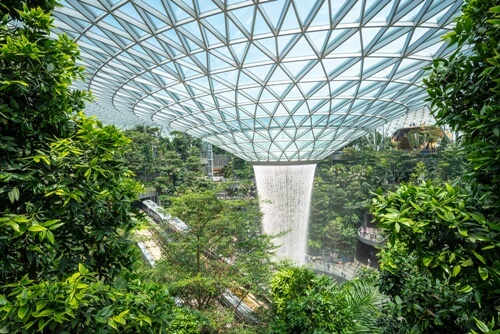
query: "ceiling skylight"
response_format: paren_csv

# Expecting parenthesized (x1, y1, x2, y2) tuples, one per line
(53, 0, 462, 161)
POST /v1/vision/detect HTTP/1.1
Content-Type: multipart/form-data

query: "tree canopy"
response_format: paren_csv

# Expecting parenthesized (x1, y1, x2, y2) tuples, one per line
(371, 0, 500, 332)
(0, 3, 206, 332)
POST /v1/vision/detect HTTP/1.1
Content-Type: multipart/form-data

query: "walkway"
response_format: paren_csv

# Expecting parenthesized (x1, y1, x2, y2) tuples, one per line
(135, 228, 163, 266)
(306, 258, 367, 282)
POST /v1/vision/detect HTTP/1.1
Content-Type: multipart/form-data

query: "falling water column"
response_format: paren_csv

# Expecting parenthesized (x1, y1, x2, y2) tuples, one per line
(253, 163, 317, 265)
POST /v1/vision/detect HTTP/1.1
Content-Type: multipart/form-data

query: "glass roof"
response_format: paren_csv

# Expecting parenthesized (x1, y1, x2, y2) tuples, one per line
(52, 0, 462, 162)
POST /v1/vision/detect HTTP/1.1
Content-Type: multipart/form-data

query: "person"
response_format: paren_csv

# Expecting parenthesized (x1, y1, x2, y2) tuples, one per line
(341, 268, 345, 278)
(327, 262, 331, 271)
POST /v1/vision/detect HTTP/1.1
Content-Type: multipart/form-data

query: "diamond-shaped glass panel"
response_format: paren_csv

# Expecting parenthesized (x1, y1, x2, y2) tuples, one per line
(53, 0, 462, 162)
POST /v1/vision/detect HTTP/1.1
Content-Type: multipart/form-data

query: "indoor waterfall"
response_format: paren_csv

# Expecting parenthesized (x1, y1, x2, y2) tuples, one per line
(253, 163, 317, 265)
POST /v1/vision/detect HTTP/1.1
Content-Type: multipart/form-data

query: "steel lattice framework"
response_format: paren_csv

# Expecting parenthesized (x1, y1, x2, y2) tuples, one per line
(53, 0, 462, 161)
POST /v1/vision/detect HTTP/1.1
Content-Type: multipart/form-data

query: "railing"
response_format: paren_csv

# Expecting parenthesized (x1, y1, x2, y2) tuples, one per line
(358, 227, 386, 247)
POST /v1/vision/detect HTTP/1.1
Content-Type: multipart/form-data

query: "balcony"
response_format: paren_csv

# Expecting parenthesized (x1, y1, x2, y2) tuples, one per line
(358, 227, 386, 248)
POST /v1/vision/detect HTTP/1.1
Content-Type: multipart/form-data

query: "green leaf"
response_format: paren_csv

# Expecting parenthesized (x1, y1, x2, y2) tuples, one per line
(38, 318, 49, 331)
(13, 216, 28, 222)
(452, 265, 461, 277)
(478, 267, 489, 281)
(458, 226, 468, 237)
(461, 258, 473, 267)
(98, 305, 113, 318)
(108, 318, 118, 330)
(8, 187, 20, 203)
(28, 225, 46, 232)
(18, 305, 29, 320)
(444, 211, 455, 221)
(395, 295, 402, 305)
(472, 250, 487, 265)
(78, 263, 88, 276)
(474, 290, 482, 308)
(470, 212, 486, 224)
(6, 221, 20, 232)
(34, 309, 54, 317)
(43, 219, 61, 227)
(475, 317, 490, 332)
(46, 230, 54, 244)
(458, 285, 472, 293)
(35, 301, 47, 311)
(142, 316, 152, 326)
(48, 222, 65, 230)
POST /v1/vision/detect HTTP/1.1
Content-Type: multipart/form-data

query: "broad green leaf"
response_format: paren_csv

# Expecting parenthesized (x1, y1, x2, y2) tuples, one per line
(458, 226, 468, 237)
(13, 216, 28, 223)
(35, 301, 47, 311)
(113, 314, 126, 325)
(46, 230, 54, 244)
(472, 250, 487, 265)
(98, 305, 113, 318)
(108, 318, 118, 330)
(78, 263, 88, 276)
(43, 219, 61, 227)
(28, 225, 46, 232)
(38, 318, 49, 331)
(395, 295, 402, 305)
(48, 222, 65, 230)
(409, 201, 422, 211)
(34, 309, 53, 317)
(18, 305, 29, 320)
(452, 265, 461, 277)
(458, 285, 472, 293)
(444, 211, 455, 221)
(8, 187, 20, 203)
(6, 221, 20, 232)
(462, 258, 473, 267)
(470, 212, 486, 224)
(478, 267, 489, 281)
(143, 316, 152, 326)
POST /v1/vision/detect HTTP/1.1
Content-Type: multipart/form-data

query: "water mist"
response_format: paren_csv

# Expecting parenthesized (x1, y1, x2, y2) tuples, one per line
(253, 163, 316, 265)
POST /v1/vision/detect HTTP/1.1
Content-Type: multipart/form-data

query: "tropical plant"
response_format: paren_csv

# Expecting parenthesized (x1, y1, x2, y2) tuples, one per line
(152, 191, 275, 319)
(269, 267, 382, 334)
(0, 3, 206, 332)
(371, 181, 500, 332)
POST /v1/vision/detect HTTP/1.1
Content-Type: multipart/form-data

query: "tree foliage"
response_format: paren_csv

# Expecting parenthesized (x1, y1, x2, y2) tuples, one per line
(371, 181, 500, 332)
(269, 267, 382, 334)
(0, 3, 206, 332)
(425, 0, 500, 211)
(151, 190, 275, 331)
